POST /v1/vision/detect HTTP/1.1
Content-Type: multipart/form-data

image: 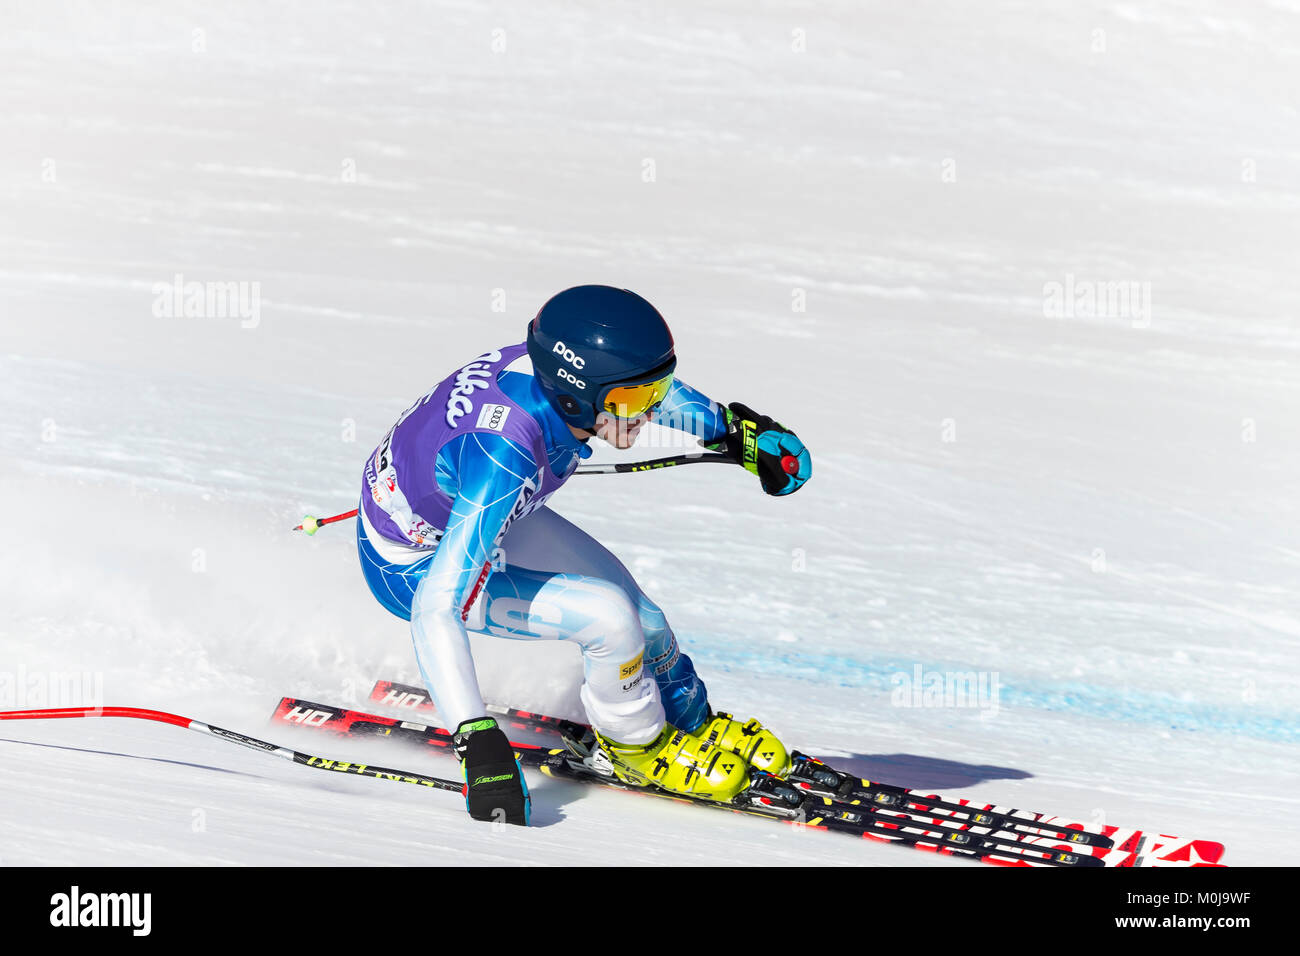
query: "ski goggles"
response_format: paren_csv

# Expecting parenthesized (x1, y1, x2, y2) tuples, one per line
(601, 373, 674, 419)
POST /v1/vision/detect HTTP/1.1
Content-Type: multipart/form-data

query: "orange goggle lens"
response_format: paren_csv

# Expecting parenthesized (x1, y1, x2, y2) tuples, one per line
(603, 375, 674, 419)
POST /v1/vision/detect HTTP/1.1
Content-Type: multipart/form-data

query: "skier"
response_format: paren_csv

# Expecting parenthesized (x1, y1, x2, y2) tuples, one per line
(356, 285, 812, 825)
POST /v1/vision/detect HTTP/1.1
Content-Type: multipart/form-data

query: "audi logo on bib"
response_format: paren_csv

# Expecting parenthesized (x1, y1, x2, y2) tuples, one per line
(476, 403, 512, 431)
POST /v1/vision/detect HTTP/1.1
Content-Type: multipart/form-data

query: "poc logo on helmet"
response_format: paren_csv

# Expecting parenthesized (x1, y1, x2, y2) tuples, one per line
(552, 340, 586, 370)
(552, 341, 587, 389)
(557, 367, 586, 389)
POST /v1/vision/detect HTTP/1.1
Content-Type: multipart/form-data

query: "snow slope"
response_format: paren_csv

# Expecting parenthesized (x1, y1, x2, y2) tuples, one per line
(2, 0, 1298, 865)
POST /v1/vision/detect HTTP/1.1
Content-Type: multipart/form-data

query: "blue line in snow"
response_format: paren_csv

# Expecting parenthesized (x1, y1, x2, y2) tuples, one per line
(686, 639, 1300, 744)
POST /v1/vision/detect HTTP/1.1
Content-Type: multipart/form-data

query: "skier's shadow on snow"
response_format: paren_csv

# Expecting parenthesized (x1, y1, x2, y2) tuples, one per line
(810, 752, 1032, 791)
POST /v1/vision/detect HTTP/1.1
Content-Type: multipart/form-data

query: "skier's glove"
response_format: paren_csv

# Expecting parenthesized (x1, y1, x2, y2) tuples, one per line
(453, 717, 531, 826)
(705, 402, 811, 496)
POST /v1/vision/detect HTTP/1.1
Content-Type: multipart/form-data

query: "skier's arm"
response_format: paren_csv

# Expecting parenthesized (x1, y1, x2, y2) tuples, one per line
(409, 432, 540, 728)
(657, 380, 812, 495)
(653, 378, 729, 442)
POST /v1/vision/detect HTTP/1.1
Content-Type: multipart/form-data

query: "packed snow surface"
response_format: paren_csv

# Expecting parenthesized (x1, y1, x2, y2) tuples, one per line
(2, 1, 1298, 865)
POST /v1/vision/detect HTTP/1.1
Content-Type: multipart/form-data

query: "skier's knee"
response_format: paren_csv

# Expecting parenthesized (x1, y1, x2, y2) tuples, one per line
(586, 582, 644, 662)
(572, 578, 644, 663)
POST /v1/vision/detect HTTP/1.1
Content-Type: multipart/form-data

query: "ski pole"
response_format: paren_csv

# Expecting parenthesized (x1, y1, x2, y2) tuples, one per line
(294, 510, 358, 534)
(572, 450, 736, 474)
(0, 706, 464, 795)
(293, 450, 744, 534)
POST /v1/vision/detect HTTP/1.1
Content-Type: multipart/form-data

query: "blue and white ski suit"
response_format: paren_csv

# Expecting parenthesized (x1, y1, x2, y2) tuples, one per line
(357, 343, 728, 743)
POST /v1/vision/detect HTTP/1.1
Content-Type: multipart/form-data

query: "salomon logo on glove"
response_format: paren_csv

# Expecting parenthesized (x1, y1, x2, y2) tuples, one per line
(707, 402, 811, 496)
(453, 717, 531, 826)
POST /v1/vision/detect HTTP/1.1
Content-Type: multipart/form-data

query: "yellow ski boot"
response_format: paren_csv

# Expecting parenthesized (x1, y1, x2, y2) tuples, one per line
(690, 711, 792, 777)
(593, 724, 750, 802)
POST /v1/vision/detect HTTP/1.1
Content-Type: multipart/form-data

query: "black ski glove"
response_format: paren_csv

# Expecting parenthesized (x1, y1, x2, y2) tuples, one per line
(453, 717, 531, 826)
(705, 402, 811, 496)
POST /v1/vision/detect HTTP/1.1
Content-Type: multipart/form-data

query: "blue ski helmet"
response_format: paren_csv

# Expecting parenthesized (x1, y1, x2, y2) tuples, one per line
(526, 285, 677, 431)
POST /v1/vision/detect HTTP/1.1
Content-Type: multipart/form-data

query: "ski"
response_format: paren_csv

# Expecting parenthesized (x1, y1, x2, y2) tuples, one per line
(273, 696, 1100, 865)
(364, 679, 1226, 867)
(273, 695, 1215, 867)
(371, 679, 1106, 846)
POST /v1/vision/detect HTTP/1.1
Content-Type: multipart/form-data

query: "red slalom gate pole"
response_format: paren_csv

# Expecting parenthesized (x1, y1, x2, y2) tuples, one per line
(0, 705, 463, 795)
